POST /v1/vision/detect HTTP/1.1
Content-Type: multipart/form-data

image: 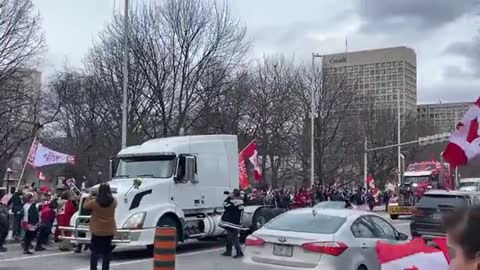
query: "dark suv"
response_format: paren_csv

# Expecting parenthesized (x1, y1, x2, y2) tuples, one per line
(410, 190, 480, 238)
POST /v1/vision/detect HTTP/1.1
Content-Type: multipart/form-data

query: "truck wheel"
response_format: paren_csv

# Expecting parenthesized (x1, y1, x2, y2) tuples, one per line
(253, 208, 273, 230)
(390, 215, 399, 220)
(146, 216, 180, 253)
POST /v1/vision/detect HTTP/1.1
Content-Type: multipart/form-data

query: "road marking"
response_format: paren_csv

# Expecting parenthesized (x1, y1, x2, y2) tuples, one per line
(0, 251, 70, 262)
(73, 247, 224, 270)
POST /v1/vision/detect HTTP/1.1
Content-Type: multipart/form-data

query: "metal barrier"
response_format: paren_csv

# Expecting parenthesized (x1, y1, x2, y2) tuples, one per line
(58, 215, 131, 244)
(153, 227, 176, 270)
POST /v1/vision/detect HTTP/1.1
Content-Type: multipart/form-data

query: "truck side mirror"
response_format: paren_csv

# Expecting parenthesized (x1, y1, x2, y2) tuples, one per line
(175, 155, 187, 183)
(185, 156, 197, 183)
(109, 158, 118, 180)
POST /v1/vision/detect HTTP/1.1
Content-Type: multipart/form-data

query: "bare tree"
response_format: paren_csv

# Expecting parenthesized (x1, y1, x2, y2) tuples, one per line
(364, 106, 437, 188)
(0, 0, 45, 181)
(294, 65, 361, 188)
(244, 56, 302, 188)
(46, 0, 249, 184)
(125, 0, 248, 137)
(0, 0, 44, 83)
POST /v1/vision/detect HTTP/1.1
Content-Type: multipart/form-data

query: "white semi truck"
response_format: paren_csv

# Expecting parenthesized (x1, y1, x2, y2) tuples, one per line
(59, 135, 270, 249)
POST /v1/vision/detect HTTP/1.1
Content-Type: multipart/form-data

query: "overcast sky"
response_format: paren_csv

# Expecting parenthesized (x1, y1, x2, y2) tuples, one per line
(33, 0, 479, 104)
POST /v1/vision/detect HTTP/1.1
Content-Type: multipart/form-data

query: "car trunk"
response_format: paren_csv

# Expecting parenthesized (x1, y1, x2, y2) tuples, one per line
(249, 229, 335, 268)
(413, 194, 468, 235)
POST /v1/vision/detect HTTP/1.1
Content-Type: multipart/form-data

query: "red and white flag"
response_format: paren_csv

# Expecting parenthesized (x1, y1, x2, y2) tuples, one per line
(366, 174, 376, 189)
(240, 140, 262, 181)
(37, 171, 46, 181)
(28, 139, 75, 168)
(376, 238, 449, 270)
(442, 97, 480, 168)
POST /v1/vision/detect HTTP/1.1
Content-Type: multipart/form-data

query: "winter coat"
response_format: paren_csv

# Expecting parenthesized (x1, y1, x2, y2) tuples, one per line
(22, 203, 39, 231)
(219, 197, 244, 230)
(8, 192, 23, 214)
(0, 206, 9, 232)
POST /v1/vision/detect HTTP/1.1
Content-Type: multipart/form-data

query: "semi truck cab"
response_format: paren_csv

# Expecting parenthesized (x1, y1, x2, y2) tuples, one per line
(60, 135, 238, 248)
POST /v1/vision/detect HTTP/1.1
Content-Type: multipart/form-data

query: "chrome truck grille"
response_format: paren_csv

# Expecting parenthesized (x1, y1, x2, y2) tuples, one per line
(58, 197, 131, 244)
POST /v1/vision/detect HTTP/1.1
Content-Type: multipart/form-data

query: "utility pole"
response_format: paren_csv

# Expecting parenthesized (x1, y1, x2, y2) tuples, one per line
(311, 53, 322, 188)
(363, 139, 367, 189)
(121, 0, 129, 149)
(397, 89, 402, 186)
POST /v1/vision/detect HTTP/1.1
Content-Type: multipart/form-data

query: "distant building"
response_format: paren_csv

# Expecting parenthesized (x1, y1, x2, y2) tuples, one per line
(321, 46, 417, 116)
(417, 102, 472, 133)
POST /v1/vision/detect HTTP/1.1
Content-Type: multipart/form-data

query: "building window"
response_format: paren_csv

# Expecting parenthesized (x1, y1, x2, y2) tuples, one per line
(381, 69, 386, 74)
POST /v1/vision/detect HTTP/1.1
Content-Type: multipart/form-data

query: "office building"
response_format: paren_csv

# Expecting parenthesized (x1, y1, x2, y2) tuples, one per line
(321, 46, 417, 115)
(417, 102, 472, 133)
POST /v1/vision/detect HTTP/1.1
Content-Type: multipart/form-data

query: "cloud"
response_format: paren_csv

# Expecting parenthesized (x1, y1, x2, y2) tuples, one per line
(420, 79, 480, 103)
(445, 38, 480, 77)
(355, 0, 477, 33)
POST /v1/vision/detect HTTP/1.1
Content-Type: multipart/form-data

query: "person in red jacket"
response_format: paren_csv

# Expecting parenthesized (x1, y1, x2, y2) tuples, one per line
(294, 188, 308, 208)
(55, 192, 76, 241)
(36, 200, 56, 251)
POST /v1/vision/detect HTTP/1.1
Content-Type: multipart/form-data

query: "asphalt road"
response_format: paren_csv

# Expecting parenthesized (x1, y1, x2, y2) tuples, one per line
(0, 212, 411, 270)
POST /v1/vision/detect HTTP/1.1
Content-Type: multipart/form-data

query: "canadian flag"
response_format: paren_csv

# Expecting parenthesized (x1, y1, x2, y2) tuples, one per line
(376, 238, 449, 270)
(442, 97, 480, 168)
(27, 138, 75, 168)
(366, 174, 376, 189)
(37, 171, 46, 181)
(240, 140, 262, 180)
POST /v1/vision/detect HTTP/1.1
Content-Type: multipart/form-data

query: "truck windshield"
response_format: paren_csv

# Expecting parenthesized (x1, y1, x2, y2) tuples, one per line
(459, 181, 480, 191)
(115, 156, 176, 179)
(404, 176, 430, 184)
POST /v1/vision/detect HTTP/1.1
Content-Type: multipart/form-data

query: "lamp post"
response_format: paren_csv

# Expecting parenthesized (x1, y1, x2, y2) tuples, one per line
(397, 89, 402, 186)
(121, 0, 129, 149)
(311, 53, 322, 188)
(6, 168, 14, 194)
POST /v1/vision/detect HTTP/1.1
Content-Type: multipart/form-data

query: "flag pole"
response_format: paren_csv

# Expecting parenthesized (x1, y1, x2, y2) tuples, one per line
(16, 136, 37, 190)
(239, 140, 255, 155)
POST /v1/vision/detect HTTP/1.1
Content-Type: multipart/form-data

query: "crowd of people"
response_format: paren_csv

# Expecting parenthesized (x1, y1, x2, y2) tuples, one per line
(0, 184, 81, 255)
(241, 185, 393, 210)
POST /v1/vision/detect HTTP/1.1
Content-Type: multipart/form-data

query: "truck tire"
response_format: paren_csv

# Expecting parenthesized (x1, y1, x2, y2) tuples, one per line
(146, 216, 180, 253)
(270, 208, 286, 218)
(252, 208, 273, 230)
(390, 214, 399, 220)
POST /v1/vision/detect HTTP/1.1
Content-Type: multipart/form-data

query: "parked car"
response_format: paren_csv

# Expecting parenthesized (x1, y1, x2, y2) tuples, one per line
(314, 201, 352, 209)
(410, 189, 480, 239)
(244, 208, 408, 270)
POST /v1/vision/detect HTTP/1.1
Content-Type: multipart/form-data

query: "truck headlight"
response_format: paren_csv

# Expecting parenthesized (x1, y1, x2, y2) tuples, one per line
(123, 212, 146, 229)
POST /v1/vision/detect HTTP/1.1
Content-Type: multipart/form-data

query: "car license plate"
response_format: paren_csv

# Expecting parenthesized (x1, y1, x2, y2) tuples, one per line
(389, 206, 410, 214)
(432, 213, 441, 220)
(273, 244, 293, 257)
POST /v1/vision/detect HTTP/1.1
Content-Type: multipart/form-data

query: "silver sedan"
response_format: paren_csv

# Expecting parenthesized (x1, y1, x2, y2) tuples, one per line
(243, 208, 408, 270)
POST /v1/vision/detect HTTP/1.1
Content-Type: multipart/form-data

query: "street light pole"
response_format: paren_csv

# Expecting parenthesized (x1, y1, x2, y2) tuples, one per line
(363, 139, 368, 189)
(310, 53, 315, 188)
(397, 89, 402, 185)
(121, 0, 129, 149)
(311, 53, 322, 188)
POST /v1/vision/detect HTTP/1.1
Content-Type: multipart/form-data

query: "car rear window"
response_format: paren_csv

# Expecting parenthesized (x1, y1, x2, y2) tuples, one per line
(264, 211, 346, 234)
(417, 195, 468, 208)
